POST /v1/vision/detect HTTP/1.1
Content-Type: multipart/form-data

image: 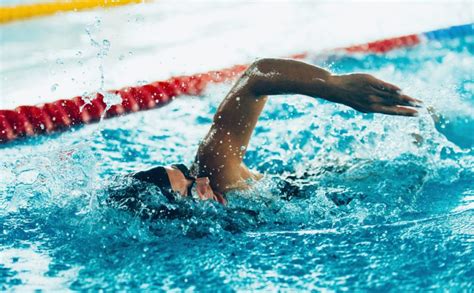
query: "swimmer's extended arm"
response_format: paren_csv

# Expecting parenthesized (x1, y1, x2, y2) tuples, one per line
(195, 58, 421, 192)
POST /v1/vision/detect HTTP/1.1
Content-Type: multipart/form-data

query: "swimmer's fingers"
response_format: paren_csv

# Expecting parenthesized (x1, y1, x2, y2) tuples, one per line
(204, 193, 226, 205)
(215, 193, 227, 205)
(368, 94, 410, 108)
(372, 105, 419, 116)
(198, 190, 226, 205)
(369, 90, 422, 107)
(369, 78, 423, 106)
(200, 192, 214, 201)
(371, 79, 401, 94)
(396, 94, 423, 107)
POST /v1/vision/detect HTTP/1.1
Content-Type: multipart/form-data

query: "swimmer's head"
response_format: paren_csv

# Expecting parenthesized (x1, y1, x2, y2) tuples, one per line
(131, 166, 175, 201)
(106, 171, 177, 220)
(132, 164, 226, 204)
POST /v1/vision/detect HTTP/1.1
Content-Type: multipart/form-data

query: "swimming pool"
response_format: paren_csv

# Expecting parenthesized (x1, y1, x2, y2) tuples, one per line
(0, 28, 474, 291)
(1, 15, 474, 293)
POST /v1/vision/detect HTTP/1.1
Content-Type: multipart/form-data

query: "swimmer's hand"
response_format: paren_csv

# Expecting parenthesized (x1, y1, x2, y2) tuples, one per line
(326, 74, 422, 116)
(194, 177, 227, 205)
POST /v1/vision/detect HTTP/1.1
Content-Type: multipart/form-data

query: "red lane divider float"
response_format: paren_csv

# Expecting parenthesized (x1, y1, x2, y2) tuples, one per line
(1, 23, 471, 144)
(342, 34, 421, 53)
(0, 64, 250, 143)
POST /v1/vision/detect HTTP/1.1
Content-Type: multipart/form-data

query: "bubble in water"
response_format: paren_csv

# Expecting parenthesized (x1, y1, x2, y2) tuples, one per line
(51, 83, 59, 92)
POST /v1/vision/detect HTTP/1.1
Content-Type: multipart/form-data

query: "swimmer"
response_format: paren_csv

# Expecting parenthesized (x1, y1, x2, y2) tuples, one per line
(109, 58, 422, 211)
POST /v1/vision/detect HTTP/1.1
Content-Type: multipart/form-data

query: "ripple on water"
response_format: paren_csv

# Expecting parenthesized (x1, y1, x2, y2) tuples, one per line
(0, 35, 473, 290)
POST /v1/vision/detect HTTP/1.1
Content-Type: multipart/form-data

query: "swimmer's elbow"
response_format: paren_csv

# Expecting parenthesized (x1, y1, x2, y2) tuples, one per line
(246, 58, 280, 80)
(243, 58, 281, 95)
(250, 58, 280, 71)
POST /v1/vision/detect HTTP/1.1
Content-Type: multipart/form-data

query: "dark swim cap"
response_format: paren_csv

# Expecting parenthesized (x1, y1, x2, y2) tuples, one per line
(132, 166, 171, 188)
(132, 164, 196, 198)
(106, 167, 181, 220)
(131, 166, 174, 201)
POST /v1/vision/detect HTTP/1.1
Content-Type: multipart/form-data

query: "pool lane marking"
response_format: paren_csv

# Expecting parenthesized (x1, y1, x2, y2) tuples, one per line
(342, 34, 421, 54)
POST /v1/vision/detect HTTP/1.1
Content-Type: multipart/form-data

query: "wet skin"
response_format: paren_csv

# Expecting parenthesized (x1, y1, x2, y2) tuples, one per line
(179, 58, 422, 202)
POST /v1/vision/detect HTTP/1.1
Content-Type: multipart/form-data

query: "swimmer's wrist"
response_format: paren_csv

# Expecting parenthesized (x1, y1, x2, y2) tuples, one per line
(320, 73, 343, 102)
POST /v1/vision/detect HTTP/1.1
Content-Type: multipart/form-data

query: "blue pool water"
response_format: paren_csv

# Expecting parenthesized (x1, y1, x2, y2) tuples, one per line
(1, 34, 473, 290)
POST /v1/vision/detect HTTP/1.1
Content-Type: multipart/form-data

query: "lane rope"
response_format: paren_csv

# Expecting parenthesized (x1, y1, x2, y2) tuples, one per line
(0, 23, 472, 144)
(0, 0, 145, 24)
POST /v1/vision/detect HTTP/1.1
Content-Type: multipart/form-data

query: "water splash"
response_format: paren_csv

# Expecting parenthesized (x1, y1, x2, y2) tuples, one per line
(0, 35, 473, 290)
(85, 17, 111, 91)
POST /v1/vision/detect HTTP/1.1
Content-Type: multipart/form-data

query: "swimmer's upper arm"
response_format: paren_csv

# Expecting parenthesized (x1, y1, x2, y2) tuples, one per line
(195, 58, 331, 174)
(194, 61, 268, 184)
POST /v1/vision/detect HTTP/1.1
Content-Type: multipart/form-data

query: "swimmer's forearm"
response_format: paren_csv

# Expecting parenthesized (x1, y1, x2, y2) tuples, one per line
(244, 58, 334, 99)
